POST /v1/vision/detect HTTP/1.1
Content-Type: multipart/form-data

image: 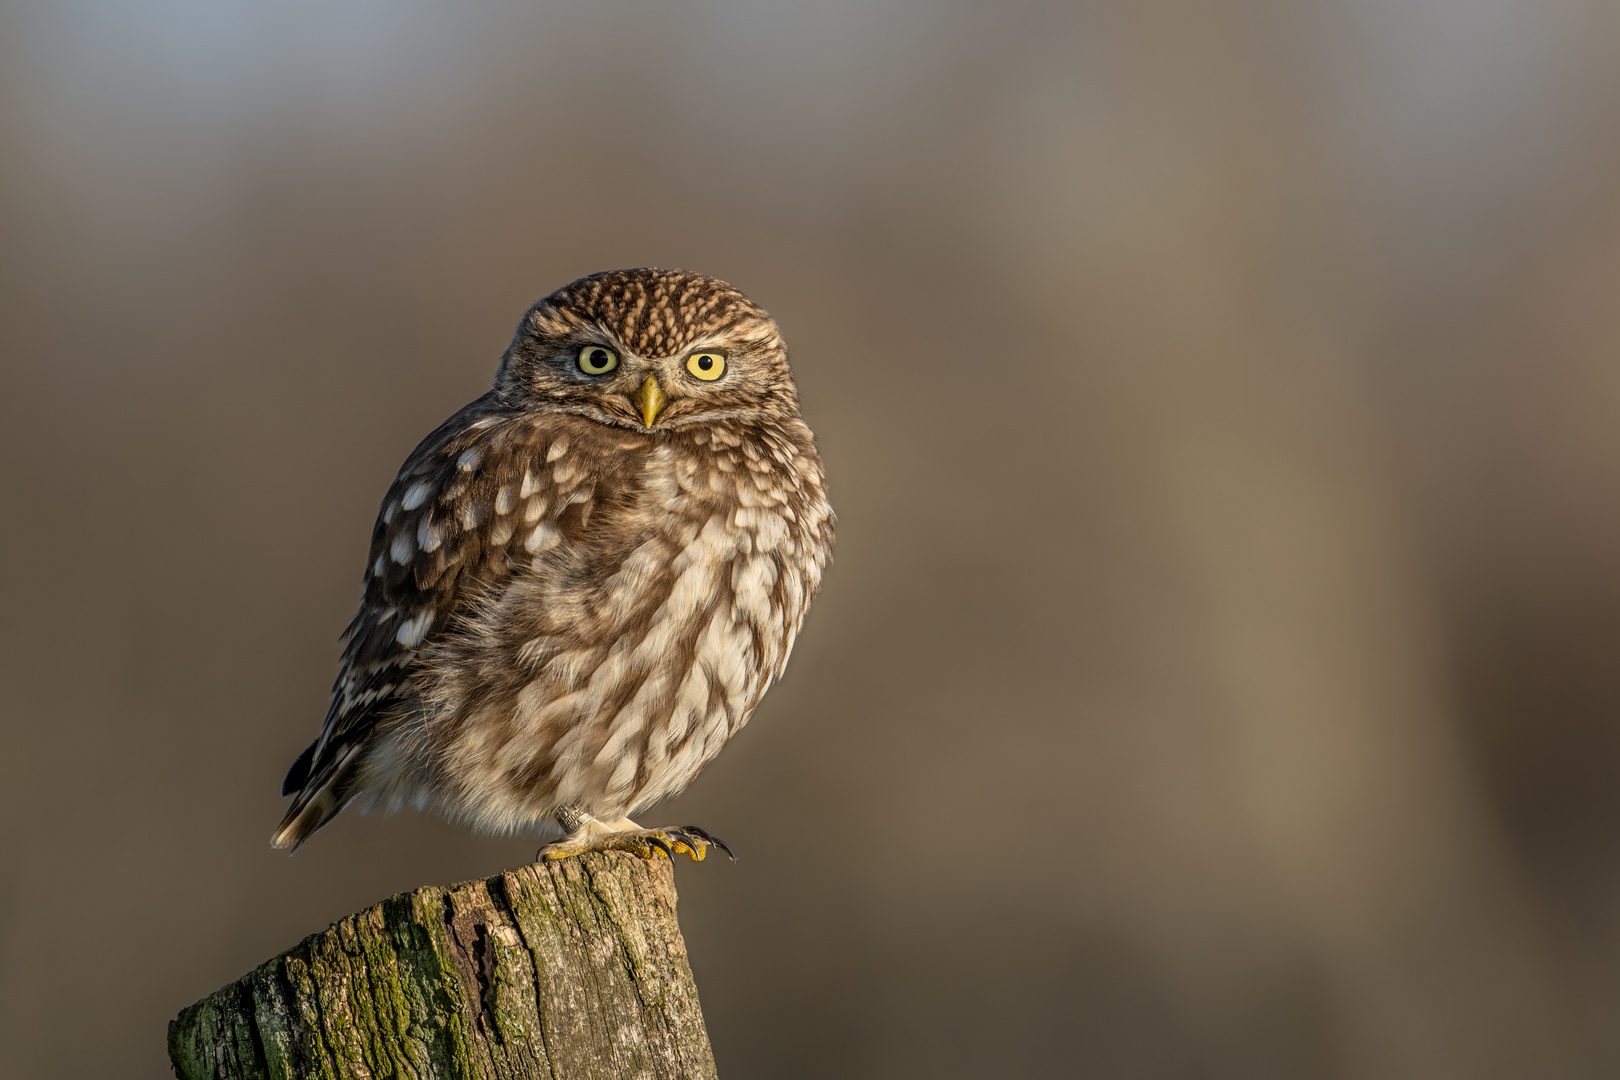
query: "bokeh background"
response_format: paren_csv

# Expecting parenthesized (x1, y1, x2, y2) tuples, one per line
(3, 1, 1620, 1077)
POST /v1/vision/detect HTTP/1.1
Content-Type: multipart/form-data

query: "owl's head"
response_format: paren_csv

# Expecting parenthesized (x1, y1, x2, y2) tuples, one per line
(495, 268, 801, 431)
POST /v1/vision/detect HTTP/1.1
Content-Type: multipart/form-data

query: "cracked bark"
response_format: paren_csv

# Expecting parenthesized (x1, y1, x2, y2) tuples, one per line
(168, 852, 718, 1080)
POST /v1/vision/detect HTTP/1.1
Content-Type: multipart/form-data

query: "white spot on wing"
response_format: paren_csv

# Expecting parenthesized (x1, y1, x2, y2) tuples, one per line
(402, 482, 433, 510)
(525, 522, 561, 553)
(520, 469, 542, 498)
(495, 486, 515, 515)
(457, 448, 482, 472)
(395, 610, 433, 648)
(417, 517, 443, 552)
(546, 437, 570, 462)
(390, 532, 414, 564)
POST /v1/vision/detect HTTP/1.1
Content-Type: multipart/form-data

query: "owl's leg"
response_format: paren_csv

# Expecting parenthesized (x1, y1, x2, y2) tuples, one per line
(537, 809, 733, 863)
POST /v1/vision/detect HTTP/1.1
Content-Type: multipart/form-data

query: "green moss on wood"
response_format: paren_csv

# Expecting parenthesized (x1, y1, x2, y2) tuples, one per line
(169, 852, 717, 1080)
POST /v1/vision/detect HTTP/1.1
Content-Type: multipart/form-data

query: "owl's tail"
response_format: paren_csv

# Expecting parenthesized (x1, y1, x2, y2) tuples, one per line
(271, 740, 361, 851)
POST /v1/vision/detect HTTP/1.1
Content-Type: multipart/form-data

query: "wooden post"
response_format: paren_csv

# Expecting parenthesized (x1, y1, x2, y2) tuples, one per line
(168, 852, 718, 1080)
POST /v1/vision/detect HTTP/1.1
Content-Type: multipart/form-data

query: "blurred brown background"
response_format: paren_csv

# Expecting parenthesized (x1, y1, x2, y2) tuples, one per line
(3, 1, 1620, 1077)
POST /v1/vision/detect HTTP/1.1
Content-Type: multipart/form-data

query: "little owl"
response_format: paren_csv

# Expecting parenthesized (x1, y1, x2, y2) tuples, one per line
(272, 269, 834, 861)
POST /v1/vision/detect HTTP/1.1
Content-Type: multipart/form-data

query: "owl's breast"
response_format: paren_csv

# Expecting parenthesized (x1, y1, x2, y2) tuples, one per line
(422, 420, 831, 826)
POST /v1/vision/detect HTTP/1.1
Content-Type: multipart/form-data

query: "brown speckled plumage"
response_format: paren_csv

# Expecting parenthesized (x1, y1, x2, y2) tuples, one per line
(273, 269, 833, 852)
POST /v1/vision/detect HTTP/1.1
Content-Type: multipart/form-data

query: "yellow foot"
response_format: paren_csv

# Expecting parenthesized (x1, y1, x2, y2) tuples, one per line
(537, 821, 734, 863)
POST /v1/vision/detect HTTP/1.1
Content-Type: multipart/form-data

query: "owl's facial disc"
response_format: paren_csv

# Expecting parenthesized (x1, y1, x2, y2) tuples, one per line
(499, 268, 800, 430)
(634, 375, 667, 428)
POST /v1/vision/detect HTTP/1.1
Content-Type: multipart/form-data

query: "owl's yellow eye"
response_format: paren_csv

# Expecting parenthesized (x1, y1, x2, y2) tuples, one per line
(577, 345, 619, 375)
(686, 352, 726, 381)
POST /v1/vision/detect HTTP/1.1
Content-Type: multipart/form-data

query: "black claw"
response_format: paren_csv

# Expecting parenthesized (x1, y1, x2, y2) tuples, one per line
(685, 825, 735, 862)
(644, 835, 676, 861)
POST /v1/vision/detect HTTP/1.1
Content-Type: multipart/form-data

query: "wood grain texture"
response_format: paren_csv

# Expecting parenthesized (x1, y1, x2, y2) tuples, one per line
(169, 852, 717, 1080)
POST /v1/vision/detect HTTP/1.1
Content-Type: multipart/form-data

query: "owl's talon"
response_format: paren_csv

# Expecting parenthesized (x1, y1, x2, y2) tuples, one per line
(681, 826, 735, 861)
(537, 821, 733, 864)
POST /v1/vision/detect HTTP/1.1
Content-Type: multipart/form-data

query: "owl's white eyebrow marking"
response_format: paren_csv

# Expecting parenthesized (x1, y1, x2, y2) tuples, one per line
(520, 469, 542, 498)
(457, 448, 482, 472)
(395, 610, 434, 648)
(546, 437, 570, 462)
(402, 482, 433, 510)
(390, 532, 414, 564)
(525, 522, 561, 553)
(495, 486, 515, 515)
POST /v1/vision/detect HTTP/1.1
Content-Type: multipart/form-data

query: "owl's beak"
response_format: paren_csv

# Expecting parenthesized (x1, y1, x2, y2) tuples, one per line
(634, 375, 667, 428)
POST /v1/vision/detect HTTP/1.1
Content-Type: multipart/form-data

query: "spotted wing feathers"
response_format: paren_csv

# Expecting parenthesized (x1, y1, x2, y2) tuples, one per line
(273, 393, 576, 848)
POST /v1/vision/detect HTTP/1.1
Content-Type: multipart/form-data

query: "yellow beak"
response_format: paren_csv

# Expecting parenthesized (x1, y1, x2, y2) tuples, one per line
(634, 375, 667, 428)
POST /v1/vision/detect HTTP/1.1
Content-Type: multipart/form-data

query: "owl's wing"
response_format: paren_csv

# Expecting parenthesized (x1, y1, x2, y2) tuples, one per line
(273, 391, 571, 848)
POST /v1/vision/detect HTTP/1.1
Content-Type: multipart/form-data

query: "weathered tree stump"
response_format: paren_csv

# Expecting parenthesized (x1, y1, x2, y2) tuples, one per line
(169, 852, 717, 1080)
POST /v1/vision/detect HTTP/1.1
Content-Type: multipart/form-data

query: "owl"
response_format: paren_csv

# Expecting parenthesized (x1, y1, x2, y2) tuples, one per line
(272, 269, 833, 862)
